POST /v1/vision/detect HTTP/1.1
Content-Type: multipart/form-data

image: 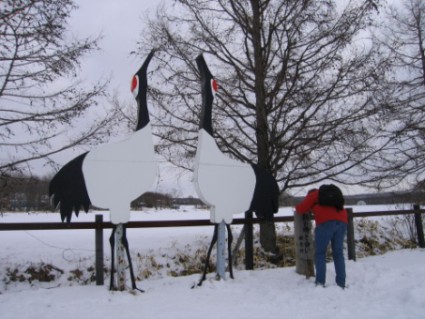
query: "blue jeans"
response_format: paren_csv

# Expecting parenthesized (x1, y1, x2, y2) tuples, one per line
(314, 221, 347, 287)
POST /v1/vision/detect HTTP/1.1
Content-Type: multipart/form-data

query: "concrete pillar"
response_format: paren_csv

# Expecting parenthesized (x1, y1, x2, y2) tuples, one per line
(115, 224, 126, 290)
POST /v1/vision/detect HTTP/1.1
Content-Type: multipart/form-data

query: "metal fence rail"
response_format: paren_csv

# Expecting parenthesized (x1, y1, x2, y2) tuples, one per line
(0, 206, 424, 286)
(0, 215, 293, 231)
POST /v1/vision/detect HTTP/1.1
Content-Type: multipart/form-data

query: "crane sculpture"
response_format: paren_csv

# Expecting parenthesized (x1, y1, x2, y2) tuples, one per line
(193, 54, 279, 285)
(49, 50, 158, 291)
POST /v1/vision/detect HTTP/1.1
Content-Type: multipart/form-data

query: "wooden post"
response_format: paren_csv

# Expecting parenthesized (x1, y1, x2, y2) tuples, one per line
(294, 211, 315, 277)
(244, 211, 254, 270)
(413, 204, 425, 248)
(95, 214, 104, 286)
(346, 208, 356, 261)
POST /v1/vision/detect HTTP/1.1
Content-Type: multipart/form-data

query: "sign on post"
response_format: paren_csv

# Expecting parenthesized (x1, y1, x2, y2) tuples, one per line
(294, 211, 315, 278)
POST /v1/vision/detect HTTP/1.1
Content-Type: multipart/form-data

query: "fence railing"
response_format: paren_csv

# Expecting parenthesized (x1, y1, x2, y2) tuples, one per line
(345, 205, 425, 261)
(0, 206, 424, 285)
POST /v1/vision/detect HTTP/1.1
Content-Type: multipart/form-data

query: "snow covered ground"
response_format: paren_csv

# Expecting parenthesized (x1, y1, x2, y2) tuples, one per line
(0, 205, 424, 319)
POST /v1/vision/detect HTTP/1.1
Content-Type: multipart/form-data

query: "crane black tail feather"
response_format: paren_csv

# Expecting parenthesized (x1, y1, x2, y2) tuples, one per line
(48, 152, 91, 223)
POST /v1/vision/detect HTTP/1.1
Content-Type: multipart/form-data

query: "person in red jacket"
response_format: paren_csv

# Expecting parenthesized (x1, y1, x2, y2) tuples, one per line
(295, 187, 347, 288)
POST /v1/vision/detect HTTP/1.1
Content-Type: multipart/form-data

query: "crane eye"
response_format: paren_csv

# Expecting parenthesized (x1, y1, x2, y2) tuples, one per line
(211, 79, 218, 96)
(131, 75, 139, 98)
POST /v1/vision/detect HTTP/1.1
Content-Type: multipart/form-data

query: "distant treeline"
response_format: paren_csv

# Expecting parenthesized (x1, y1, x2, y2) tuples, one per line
(1, 175, 423, 212)
(0, 174, 203, 212)
(281, 191, 425, 207)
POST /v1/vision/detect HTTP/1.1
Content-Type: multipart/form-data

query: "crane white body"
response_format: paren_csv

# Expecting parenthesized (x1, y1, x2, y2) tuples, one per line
(194, 129, 256, 224)
(83, 124, 157, 224)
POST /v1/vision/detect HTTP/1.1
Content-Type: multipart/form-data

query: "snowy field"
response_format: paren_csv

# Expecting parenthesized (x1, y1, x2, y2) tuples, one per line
(0, 205, 424, 319)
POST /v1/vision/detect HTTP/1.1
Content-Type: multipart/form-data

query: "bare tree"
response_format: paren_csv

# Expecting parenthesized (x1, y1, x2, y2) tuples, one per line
(133, 0, 387, 193)
(0, 0, 120, 177)
(365, 0, 425, 190)
(128, 0, 390, 252)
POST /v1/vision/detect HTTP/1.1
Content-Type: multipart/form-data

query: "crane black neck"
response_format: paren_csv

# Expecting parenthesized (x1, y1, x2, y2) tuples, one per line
(134, 50, 155, 131)
(136, 95, 150, 131)
(196, 55, 215, 136)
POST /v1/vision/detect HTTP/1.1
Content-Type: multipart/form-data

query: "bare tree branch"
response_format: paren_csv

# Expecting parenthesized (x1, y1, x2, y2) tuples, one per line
(0, 0, 119, 176)
(127, 0, 389, 193)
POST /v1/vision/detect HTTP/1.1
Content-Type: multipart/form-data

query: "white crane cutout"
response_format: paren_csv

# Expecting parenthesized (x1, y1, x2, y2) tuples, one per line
(49, 50, 158, 291)
(193, 54, 279, 285)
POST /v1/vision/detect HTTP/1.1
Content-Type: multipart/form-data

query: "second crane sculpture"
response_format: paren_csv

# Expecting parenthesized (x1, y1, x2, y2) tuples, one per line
(193, 55, 279, 285)
(49, 50, 157, 291)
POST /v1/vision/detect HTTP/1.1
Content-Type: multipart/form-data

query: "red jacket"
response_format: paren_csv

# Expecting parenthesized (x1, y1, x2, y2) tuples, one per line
(295, 189, 347, 226)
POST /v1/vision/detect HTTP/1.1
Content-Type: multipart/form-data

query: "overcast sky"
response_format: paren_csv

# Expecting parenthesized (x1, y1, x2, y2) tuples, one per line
(69, 0, 163, 99)
(63, 0, 196, 197)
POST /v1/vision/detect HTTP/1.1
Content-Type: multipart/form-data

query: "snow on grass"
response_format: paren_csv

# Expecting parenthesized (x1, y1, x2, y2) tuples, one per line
(0, 205, 424, 319)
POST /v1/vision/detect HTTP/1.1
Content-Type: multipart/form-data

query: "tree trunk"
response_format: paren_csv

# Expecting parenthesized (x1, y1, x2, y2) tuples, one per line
(250, 0, 277, 253)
